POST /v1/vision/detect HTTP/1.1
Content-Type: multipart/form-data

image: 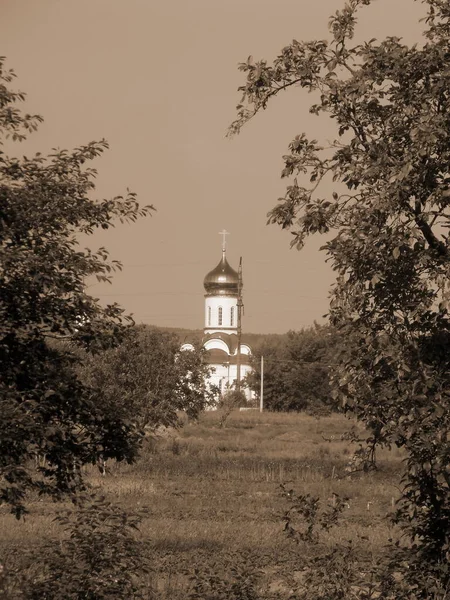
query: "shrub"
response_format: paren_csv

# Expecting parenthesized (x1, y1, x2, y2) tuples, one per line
(24, 495, 149, 600)
(218, 391, 247, 427)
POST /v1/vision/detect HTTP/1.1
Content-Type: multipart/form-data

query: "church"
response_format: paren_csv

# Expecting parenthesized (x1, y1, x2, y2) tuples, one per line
(182, 232, 254, 403)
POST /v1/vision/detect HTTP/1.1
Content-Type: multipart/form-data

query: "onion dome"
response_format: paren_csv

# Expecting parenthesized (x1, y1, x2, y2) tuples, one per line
(204, 251, 240, 296)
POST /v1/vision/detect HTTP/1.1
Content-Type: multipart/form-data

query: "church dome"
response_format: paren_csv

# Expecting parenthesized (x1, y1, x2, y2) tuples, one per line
(204, 252, 240, 296)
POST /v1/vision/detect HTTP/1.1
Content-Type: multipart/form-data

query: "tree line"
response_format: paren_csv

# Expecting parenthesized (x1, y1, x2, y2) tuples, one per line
(246, 325, 339, 413)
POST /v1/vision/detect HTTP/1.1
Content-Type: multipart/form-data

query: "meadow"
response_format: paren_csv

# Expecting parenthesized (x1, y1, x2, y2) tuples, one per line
(0, 411, 405, 598)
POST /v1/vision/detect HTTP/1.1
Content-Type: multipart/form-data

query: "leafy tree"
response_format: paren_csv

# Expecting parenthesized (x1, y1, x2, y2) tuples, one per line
(247, 326, 336, 413)
(231, 0, 450, 593)
(0, 58, 153, 518)
(77, 325, 214, 433)
(217, 390, 247, 427)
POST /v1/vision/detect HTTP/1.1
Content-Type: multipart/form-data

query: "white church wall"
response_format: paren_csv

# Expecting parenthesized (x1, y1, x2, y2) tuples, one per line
(180, 343, 195, 352)
(206, 362, 255, 403)
(207, 363, 231, 396)
(204, 339, 230, 353)
(239, 344, 251, 356)
(204, 295, 238, 333)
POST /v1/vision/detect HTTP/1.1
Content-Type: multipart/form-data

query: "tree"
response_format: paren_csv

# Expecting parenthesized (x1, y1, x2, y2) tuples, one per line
(247, 326, 336, 413)
(217, 390, 247, 427)
(231, 0, 450, 593)
(77, 325, 214, 433)
(0, 58, 153, 518)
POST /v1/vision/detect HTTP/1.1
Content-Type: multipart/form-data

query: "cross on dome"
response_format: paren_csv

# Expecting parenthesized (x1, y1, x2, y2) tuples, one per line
(218, 229, 230, 253)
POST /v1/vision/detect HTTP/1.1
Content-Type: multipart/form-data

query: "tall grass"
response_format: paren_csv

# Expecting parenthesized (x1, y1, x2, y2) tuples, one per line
(0, 411, 404, 598)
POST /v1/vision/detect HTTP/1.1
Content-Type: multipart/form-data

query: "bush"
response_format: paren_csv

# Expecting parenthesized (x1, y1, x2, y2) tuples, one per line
(24, 495, 149, 600)
(218, 391, 247, 427)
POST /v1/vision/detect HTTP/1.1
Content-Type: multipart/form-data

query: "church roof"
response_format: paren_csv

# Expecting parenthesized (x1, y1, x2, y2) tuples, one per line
(203, 331, 239, 354)
(204, 348, 230, 364)
(203, 251, 240, 296)
(204, 348, 252, 367)
(203, 331, 252, 365)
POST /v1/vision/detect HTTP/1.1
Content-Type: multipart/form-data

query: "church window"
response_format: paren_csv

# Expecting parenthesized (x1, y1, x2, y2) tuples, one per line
(230, 306, 234, 327)
(208, 306, 211, 326)
(218, 306, 223, 326)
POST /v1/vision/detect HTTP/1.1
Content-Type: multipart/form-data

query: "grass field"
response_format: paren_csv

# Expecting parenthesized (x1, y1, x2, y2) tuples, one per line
(0, 411, 405, 598)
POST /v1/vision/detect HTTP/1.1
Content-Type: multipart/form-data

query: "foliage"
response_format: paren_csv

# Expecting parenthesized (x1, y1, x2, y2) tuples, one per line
(292, 542, 374, 600)
(247, 326, 337, 413)
(281, 486, 449, 600)
(77, 325, 215, 432)
(23, 495, 149, 600)
(0, 562, 22, 600)
(0, 57, 153, 517)
(217, 390, 247, 427)
(281, 485, 373, 600)
(0, 411, 408, 599)
(231, 0, 450, 593)
(376, 543, 450, 600)
(281, 484, 348, 545)
(187, 555, 262, 600)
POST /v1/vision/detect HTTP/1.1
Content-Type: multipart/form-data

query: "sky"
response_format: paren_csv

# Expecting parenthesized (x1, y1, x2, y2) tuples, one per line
(2, 0, 426, 333)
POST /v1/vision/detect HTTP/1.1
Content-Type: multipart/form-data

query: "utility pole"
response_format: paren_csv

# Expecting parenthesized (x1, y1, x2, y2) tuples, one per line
(236, 257, 243, 394)
(260, 355, 264, 412)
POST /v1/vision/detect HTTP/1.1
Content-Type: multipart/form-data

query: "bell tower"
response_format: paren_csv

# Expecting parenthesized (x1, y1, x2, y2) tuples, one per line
(203, 230, 240, 335)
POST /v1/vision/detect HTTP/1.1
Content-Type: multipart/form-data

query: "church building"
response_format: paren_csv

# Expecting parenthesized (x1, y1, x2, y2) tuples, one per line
(182, 231, 254, 402)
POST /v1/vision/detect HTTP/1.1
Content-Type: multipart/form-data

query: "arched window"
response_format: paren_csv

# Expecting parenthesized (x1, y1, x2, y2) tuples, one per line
(218, 306, 223, 326)
(208, 306, 211, 326)
(230, 306, 234, 327)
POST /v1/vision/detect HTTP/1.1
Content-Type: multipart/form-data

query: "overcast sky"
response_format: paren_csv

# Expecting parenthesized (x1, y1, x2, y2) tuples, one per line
(2, 0, 425, 333)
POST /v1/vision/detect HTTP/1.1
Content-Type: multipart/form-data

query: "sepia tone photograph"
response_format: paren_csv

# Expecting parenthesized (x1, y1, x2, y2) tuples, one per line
(1, 0, 449, 597)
